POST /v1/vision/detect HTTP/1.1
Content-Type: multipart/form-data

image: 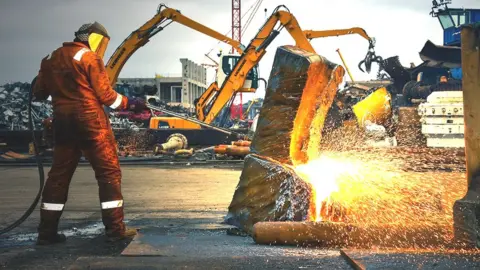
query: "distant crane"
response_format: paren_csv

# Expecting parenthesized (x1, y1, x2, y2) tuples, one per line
(231, 0, 241, 54)
(202, 0, 264, 122)
(230, 0, 243, 120)
(229, 0, 264, 121)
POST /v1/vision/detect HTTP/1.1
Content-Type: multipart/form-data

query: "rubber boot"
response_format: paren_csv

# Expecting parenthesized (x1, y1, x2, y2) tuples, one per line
(36, 209, 66, 245)
(106, 227, 138, 242)
(36, 233, 67, 246)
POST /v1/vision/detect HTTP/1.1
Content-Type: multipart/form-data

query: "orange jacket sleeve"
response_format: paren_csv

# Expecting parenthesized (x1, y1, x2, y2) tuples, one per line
(83, 52, 128, 110)
(32, 56, 50, 101)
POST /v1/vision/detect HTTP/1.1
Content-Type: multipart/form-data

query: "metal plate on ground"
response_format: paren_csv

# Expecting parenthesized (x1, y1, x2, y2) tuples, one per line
(120, 229, 338, 258)
(121, 231, 254, 257)
(180, 223, 236, 230)
(69, 255, 348, 270)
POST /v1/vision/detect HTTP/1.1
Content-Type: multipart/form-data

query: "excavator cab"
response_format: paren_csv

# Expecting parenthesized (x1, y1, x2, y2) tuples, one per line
(216, 54, 259, 91)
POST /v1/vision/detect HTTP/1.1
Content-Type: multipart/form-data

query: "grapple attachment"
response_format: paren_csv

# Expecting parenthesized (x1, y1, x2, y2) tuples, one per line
(358, 40, 383, 73)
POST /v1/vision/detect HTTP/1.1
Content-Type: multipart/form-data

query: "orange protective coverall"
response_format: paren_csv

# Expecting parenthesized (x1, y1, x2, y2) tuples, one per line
(33, 42, 129, 237)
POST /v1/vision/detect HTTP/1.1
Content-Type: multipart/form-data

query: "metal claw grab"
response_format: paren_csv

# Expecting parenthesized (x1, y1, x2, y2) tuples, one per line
(358, 39, 383, 73)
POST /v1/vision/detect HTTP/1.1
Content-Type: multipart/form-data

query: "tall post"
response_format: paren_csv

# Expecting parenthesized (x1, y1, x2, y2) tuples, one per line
(231, 0, 241, 54)
(232, 0, 242, 119)
(336, 48, 355, 82)
(453, 23, 480, 248)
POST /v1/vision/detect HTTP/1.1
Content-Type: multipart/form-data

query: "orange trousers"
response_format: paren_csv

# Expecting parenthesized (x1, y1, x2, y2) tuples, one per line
(38, 108, 125, 236)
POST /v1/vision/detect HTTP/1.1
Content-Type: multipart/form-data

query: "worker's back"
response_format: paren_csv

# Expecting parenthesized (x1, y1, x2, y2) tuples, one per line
(41, 41, 108, 115)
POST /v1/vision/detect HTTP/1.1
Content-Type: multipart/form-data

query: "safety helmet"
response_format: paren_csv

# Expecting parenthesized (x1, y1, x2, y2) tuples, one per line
(74, 21, 110, 59)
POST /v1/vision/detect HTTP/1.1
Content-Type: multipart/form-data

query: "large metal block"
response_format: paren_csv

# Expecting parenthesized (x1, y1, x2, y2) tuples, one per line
(250, 45, 344, 165)
(225, 46, 344, 234)
(224, 154, 312, 234)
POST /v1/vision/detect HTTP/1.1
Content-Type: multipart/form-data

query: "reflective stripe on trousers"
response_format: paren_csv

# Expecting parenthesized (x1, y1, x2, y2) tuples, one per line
(41, 202, 65, 211)
(101, 200, 123, 209)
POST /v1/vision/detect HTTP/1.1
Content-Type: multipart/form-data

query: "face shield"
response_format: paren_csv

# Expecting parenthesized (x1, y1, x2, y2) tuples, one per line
(88, 33, 110, 59)
(75, 21, 110, 59)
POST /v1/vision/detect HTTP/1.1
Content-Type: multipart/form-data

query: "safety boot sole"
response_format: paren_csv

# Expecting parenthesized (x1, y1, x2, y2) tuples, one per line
(105, 228, 138, 242)
(36, 233, 67, 246)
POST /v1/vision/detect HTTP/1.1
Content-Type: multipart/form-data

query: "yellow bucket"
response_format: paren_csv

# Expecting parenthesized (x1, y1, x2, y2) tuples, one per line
(352, 87, 392, 127)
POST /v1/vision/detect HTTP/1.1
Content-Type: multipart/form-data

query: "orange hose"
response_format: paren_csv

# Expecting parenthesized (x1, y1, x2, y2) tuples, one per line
(232, 140, 252, 146)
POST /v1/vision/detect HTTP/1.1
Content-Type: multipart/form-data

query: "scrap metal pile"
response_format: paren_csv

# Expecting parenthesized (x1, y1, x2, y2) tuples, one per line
(0, 82, 192, 131)
(0, 82, 53, 130)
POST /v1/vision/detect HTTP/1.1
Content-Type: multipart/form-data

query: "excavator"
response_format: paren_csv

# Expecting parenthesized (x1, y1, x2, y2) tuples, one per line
(101, 3, 260, 129)
(83, 2, 383, 133)
(191, 5, 316, 127)
(184, 8, 385, 129)
(102, 4, 383, 130)
(213, 27, 383, 130)
(105, 4, 245, 86)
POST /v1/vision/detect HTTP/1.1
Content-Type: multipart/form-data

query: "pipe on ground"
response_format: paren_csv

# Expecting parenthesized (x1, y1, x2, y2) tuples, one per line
(252, 221, 451, 248)
(214, 145, 250, 157)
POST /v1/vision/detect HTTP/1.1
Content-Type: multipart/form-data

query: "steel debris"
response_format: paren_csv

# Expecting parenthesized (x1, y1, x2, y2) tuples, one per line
(0, 82, 53, 130)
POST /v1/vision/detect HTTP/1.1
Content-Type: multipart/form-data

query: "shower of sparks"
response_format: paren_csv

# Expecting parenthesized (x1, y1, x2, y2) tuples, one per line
(293, 150, 467, 232)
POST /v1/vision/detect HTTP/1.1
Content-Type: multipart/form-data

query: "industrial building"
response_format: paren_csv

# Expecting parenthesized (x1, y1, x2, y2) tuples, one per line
(117, 58, 207, 109)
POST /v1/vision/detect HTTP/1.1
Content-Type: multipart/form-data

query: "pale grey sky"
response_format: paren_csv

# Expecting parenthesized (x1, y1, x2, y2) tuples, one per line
(1, 0, 479, 99)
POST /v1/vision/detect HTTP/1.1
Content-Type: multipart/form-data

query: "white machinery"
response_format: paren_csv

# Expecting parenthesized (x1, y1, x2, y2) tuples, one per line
(417, 91, 464, 148)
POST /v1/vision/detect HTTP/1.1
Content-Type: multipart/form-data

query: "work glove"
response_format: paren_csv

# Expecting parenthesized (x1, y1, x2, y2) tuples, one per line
(127, 97, 147, 112)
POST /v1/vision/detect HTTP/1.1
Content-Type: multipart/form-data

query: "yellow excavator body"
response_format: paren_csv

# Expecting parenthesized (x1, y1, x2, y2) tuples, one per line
(149, 117, 202, 129)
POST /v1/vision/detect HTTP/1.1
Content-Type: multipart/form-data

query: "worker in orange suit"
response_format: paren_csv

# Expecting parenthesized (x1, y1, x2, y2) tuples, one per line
(31, 22, 145, 245)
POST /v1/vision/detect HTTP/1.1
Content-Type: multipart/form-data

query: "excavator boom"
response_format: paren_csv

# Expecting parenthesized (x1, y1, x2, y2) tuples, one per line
(105, 4, 244, 86)
(196, 6, 316, 125)
(195, 12, 382, 126)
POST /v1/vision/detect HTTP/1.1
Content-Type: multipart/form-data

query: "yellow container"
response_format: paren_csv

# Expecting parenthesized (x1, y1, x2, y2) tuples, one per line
(352, 87, 392, 127)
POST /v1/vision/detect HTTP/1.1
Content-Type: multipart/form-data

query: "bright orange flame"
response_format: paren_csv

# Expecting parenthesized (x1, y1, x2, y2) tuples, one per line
(294, 155, 360, 221)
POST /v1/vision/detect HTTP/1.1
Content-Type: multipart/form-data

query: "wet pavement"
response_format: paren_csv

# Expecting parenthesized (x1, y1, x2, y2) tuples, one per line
(0, 165, 479, 269)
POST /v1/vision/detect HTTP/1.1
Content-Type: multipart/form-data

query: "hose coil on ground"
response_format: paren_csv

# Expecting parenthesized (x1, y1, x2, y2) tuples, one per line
(0, 77, 45, 235)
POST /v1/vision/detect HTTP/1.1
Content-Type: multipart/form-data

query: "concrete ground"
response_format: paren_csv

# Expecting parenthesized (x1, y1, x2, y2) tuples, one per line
(0, 165, 479, 269)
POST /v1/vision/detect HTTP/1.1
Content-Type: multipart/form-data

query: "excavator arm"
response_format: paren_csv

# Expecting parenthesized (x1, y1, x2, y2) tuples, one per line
(105, 4, 244, 86)
(303, 27, 373, 42)
(195, 5, 316, 124)
(303, 27, 382, 73)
